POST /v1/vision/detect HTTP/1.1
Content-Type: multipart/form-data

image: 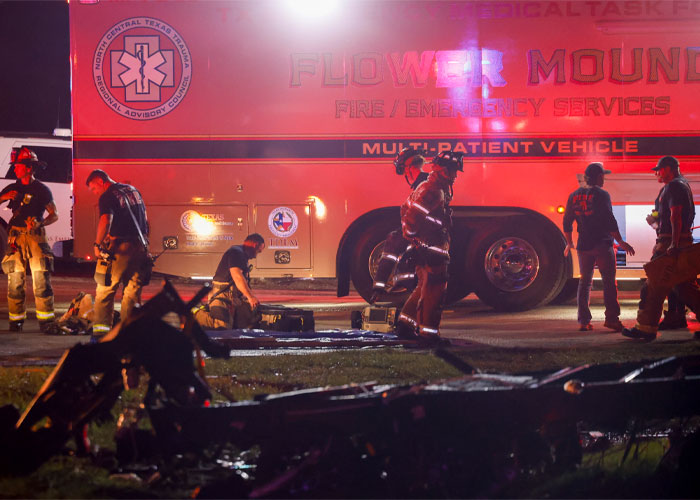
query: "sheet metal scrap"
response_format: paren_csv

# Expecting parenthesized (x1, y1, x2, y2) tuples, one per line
(149, 355, 700, 450)
(149, 357, 700, 497)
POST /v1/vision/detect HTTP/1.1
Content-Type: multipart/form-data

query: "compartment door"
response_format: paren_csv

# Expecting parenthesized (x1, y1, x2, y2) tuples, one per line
(149, 204, 248, 277)
(255, 204, 311, 270)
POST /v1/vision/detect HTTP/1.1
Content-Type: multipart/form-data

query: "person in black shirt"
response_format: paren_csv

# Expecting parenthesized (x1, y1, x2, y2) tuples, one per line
(563, 162, 635, 332)
(623, 156, 700, 341)
(1, 148, 59, 332)
(86, 169, 150, 336)
(195, 233, 266, 330)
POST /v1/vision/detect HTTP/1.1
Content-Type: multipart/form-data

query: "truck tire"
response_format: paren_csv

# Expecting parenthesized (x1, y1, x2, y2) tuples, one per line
(550, 278, 579, 305)
(470, 222, 566, 311)
(349, 220, 410, 306)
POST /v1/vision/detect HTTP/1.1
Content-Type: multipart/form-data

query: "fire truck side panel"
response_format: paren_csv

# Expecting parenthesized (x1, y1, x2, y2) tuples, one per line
(70, 1, 700, 309)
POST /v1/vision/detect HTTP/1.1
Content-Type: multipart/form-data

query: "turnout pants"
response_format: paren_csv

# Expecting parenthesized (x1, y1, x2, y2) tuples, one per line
(93, 240, 150, 335)
(398, 243, 450, 337)
(194, 281, 257, 330)
(374, 230, 410, 290)
(1, 226, 55, 324)
(635, 238, 700, 334)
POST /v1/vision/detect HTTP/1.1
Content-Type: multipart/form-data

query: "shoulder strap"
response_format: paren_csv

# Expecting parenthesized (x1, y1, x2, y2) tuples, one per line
(120, 188, 149, 251)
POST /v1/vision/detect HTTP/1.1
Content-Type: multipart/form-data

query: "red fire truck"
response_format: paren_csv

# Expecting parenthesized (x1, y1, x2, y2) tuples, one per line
(70, 0, 700, 310)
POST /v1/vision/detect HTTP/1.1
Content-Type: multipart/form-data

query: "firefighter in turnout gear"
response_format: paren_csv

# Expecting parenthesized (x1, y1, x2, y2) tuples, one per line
(370, 147, 429, 303)
(86, 169, 150, 337)
(622, 156, 700, 341)
(194, 233, 266, 330)
(1, 148, 59, 332)
(396, 151, 463, 343)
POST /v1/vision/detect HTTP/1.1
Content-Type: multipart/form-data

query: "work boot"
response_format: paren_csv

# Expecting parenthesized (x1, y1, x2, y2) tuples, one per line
(394, 321, 418, 340)
(603, 319, 624, 332)
(621, 327, 657, 341)
(578, 323, 593, 331)
(657, 310, 688, 330)
(39, 321, 62, 335)
(8, 321, 23, 332)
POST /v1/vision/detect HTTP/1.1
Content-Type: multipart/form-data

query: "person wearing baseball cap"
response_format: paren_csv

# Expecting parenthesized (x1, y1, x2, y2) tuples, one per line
(623, 156, 700, 341)
(0, 147, 59, 333)
(563, 162, 635, 332)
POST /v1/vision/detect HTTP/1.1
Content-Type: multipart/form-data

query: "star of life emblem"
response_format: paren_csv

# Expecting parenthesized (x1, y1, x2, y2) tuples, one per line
(268, 207, 299, 238)
(93, 17, 192, 120)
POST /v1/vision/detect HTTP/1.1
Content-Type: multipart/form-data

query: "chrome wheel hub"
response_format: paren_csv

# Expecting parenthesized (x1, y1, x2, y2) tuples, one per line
(484, 237, 539, 292)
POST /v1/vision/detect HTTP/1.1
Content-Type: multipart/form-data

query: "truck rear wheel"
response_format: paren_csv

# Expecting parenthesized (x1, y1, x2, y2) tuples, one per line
(349, 220, 410, 307)
(471, 222, 566, 311)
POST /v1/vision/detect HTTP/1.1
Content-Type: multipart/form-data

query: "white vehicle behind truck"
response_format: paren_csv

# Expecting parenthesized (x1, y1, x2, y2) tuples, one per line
(0, 133, 73, 259)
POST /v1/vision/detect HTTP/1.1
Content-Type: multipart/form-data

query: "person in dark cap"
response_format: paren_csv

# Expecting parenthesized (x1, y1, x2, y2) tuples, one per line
(623, 156, 700, 341)
(563, 162, 635, 332)
(0, 147, 59, 332)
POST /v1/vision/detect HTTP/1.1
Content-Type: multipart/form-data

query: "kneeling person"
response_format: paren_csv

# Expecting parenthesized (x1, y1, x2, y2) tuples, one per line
(195, 233, 265, 330)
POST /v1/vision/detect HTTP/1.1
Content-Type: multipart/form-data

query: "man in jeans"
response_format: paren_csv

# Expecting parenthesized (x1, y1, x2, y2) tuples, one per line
(563, 162, 635, 331)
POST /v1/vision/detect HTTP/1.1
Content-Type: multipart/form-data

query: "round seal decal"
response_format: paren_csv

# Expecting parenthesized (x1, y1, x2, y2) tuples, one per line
(93, 17, 192, 120)
(268, 207, 299, 238)
(180, 210, 199, 232)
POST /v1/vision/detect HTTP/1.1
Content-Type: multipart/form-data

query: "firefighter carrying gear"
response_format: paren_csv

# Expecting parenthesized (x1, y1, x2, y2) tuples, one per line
(396, 164, 456, 339)
(624, 239, 700, 339)
(2, 226, 55, 328)
(372, 148, 431, 301)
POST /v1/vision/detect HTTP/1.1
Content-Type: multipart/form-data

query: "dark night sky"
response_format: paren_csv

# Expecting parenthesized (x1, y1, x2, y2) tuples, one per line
(0, 0, 71, 134)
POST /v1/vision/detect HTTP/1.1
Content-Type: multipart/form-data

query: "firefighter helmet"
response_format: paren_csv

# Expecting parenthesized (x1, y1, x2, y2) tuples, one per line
(11, 147, 47, 169)
(394, 147, 427, 175)
(432, 151, 464, 172)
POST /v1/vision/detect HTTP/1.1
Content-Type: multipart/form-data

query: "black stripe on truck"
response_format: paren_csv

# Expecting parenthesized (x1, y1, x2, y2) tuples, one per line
(74, 135, 700, 161)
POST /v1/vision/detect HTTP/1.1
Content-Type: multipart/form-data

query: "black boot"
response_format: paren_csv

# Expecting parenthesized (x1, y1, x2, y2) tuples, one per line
(8, 321, 23, 332)
(658, 310, 688, 330)
(395, 321, 418, 340)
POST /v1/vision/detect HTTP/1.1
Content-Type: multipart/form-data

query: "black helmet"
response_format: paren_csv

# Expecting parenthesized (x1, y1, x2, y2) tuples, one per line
(394, 147, 427, 175)
(432, 151, 464, 172)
